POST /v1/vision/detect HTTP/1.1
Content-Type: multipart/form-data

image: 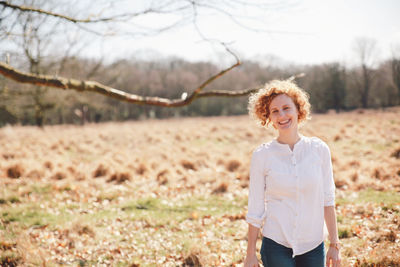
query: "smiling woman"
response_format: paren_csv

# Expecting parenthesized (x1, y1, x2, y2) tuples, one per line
(244, 80, 341, 267)
(248, 80, 311, 129)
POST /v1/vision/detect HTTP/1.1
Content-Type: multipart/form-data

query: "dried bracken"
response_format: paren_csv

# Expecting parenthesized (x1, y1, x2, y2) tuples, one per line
(2, 153, 15, 160)
(73, 224, 95, 238)
(212, 182, 229, 194)
(135, 163, 147, 175)
(156, 169, 169, 185)
(183, 253, 202, 267)
(181, 160, 196, 171)
(226, 160, 241, 172)
(43, 161, 53, 170)
(391, 147, 400, 159)
(107, 172, 131, 184)
(6, 164, 24, 178)
(51, 171, 67, 180)
(93, 164, 108, 178)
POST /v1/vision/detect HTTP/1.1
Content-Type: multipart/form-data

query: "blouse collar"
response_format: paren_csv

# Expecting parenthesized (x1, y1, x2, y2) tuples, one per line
(272, 134, 305, 153)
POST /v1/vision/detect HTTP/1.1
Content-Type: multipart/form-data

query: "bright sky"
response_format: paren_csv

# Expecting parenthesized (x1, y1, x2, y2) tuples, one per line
(88, 0, 400, 66)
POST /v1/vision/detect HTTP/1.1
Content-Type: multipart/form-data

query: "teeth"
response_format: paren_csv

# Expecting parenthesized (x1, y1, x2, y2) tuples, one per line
(279, 120, 290, 125)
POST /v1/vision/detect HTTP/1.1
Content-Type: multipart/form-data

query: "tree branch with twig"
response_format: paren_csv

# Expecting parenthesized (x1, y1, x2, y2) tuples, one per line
(0, 61, 305, 106)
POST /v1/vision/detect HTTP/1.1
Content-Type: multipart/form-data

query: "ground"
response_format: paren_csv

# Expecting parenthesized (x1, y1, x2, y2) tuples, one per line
(1, 107, 399, 266)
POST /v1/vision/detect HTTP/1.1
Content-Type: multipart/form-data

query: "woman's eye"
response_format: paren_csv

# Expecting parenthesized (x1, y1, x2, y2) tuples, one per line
(272, 110, 278, 113)
(284, 107, 289, 110)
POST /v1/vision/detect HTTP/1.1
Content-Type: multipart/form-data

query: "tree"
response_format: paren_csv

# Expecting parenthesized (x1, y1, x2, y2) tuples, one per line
(15, 4, 56, 126)
(1, 0, 93, 125)
(353, 37, 378, 108)
(0, 0, 297, 115)
(325, 63, 346, 113)
(391, 46, 400, 103)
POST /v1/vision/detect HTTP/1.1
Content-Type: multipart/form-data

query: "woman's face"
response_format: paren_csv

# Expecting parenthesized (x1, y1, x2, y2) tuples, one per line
(268, 94, 299, 131)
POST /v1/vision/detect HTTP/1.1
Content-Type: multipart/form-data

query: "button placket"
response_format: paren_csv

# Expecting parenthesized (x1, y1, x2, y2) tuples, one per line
(293, 151, 299, 240)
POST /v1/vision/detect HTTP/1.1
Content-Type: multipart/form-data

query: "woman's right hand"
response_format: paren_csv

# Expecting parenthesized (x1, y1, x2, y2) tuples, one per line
(244, 254, 259, 267)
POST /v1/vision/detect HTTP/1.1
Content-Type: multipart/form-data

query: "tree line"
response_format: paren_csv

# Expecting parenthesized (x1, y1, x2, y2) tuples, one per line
(1, 49, 399, 127)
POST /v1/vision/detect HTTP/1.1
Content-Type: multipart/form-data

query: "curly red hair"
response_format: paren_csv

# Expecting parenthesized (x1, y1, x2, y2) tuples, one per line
(248, 79, 311, 127)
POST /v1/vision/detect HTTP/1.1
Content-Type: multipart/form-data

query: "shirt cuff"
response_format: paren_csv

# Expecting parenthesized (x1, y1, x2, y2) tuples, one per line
(324, 197, 335, 206)
(245, 212, 266, 228)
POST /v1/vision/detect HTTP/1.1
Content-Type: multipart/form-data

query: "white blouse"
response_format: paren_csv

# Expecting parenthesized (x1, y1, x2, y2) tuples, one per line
(246, 134, 336, 258)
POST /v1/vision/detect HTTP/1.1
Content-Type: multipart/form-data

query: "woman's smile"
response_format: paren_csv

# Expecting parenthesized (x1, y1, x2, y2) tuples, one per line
(278, 119, 291, 126)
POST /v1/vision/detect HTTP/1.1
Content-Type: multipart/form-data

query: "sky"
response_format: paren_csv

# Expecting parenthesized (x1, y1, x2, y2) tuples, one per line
(86, 0, 400, 66)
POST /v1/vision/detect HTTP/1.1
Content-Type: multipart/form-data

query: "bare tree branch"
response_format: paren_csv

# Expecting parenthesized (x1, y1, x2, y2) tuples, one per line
(0, 1, 154, 23)
(201, 73, 305, 96)
(0, 61, 306, 104)
(0, 60, 242, 107)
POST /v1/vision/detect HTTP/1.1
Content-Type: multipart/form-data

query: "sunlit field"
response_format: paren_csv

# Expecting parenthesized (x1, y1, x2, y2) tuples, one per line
(1, 107, 399, 266)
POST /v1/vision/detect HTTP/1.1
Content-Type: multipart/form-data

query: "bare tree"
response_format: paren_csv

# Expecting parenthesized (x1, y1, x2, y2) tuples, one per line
(325, 63, 346, 113)
(353, 37, 378, 108)
(1, 0, 90, 126)
(391, 46, 400, 102)
(18, 4, 56, 126)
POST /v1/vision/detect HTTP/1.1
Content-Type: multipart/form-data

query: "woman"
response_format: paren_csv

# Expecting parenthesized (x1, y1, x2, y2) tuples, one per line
(244, 80, 341, 267)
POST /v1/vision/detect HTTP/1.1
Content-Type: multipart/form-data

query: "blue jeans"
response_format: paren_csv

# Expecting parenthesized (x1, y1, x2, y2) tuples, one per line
(260, 237, 325, 267)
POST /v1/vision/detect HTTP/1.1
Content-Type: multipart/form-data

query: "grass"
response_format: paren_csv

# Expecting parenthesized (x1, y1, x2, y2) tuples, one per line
(358, 189, 400, 204)
(337, 188, 400, 210)
(120, 195, 245, 225)
(1, 186, 398, 266)
(31, 184, 52, 194)
(1, 203, 71, 228)
(0, 194, 247, 265)
(1, 189, 395, 230)
(338, 227, 353, 239)
(1, 194, 245, 230)
(0, 196, 20, 205)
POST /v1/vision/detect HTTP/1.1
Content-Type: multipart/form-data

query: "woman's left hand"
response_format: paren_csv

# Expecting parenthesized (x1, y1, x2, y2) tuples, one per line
(326, 246, 341, 267)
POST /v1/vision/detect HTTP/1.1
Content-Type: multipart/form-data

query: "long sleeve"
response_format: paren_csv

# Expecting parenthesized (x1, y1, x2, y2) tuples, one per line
(246, 148, 266, 228)
(320, 142, 335, 206)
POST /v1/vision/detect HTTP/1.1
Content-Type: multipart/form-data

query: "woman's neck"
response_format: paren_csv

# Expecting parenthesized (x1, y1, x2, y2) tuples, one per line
(276, 131, 301, 149)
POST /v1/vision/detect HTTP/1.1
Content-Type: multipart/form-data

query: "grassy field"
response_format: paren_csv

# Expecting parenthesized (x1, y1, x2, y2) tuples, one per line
(1, 107, 400, 266)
